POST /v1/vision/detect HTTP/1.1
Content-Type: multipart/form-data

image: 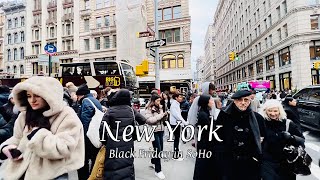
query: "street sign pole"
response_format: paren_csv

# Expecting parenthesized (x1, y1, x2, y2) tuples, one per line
(48, 55, 51, 77)
(154, 0, 160, 90)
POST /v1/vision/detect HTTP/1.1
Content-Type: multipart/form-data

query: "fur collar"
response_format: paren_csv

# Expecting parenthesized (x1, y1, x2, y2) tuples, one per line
(12, 76, 65, 117)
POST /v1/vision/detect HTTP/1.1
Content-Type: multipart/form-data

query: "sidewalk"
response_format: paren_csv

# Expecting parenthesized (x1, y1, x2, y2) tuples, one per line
(135, 130, 196, 180)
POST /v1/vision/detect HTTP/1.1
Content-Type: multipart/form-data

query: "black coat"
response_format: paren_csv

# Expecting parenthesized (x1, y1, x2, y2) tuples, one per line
(193, 108, 215, 180)
(261, 119, 304, 180)
(0, 113, 17, 144)
(100, 90, 146, 180)
(212, 102, 266, 180)
(0, 102, 14, 122)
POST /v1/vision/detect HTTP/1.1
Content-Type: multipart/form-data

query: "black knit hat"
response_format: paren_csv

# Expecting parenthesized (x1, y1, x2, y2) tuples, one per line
(231, 90, 252, 99)
(76, 84, 90, 95)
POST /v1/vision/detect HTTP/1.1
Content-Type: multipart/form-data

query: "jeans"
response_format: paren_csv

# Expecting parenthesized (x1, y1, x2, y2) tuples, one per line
(170, 125, 181, 158)
(151, 131, 164, 173)
(54, 173, 68, 180)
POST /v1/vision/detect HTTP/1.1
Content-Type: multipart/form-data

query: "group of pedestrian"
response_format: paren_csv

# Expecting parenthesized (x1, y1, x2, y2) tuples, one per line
(0, 77, 309, 180)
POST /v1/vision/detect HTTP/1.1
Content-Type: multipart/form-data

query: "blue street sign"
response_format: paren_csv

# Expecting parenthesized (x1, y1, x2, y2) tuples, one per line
(44, 44, 57, 55)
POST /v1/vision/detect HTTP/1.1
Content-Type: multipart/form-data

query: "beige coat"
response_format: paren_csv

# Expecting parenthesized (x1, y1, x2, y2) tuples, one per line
(144, 105, 167, 132)
(0, 76, 85, 180)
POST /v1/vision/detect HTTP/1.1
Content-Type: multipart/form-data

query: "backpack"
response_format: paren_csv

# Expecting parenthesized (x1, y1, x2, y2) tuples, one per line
(85, 98, 105, 148)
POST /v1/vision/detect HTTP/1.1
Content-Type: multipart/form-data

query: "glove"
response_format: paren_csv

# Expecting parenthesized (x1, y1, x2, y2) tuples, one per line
(280, 131, 293, 141)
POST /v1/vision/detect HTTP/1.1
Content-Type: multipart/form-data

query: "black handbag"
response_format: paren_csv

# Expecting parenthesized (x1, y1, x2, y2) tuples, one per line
(283, 119, 312, 175)
(283, 145, 312, 175)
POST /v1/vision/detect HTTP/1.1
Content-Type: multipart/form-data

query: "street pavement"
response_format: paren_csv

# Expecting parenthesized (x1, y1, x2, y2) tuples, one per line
(135, 129, 195, 180)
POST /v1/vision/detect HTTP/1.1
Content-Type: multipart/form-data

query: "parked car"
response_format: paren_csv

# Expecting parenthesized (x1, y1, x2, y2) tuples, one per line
(293, 85, 320, 131)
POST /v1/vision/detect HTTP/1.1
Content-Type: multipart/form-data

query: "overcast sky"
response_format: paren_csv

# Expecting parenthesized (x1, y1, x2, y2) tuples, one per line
(190, 0, 219, 70)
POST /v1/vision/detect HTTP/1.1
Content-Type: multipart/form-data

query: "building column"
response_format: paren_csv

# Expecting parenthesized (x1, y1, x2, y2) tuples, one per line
(291, 42, 312, 90)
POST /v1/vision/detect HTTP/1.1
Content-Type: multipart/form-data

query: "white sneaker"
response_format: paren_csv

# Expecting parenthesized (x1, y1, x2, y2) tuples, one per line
(155, 171, 166, 179)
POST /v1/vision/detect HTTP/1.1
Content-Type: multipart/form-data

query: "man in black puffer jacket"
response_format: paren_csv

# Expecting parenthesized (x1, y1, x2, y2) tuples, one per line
(100, 89, 146, 180)
(0, 85, 10, 107)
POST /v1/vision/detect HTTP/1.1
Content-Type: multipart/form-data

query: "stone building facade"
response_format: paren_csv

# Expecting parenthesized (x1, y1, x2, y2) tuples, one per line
(214, 0, 320, 91)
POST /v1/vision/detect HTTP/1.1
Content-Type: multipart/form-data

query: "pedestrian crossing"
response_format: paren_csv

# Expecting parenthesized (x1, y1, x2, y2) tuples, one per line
(304, 140, 320, 180)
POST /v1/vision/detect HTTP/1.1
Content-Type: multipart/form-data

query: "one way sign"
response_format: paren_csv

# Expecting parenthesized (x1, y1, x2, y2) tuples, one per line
(145, 39, 166, 48)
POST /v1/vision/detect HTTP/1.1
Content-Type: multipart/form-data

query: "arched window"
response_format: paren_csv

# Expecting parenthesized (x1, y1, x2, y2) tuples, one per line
(177, 54, 184, 68)
(20, 65, 24, 74)
(7, 66, 10, 73)
(162, 54, 176, 69)
(13, 65, 17, 74)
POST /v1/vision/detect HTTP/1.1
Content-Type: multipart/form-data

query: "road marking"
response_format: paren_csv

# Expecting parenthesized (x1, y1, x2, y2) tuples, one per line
(303, 131, 310, 136)
(305, 142, 320, 152)
(310, 162, 320, 180)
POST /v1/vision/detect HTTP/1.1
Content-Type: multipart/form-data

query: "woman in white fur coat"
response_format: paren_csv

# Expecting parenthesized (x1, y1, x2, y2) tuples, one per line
(0, 76, 85, 180)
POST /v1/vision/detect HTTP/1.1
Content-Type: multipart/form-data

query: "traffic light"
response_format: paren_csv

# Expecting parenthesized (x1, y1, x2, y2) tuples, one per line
(235, 53, 239, 61)
(229, 52, 235, 61)
(136, 59, 150, 76)
(313, 61, 320, 70)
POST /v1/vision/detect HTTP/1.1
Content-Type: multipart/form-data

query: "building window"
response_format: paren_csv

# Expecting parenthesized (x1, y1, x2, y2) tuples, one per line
(282, 0, 287, 14)
(256, 59, 263, 73)
(311, 69, 320, 85)
(104, 15, 110, 27)
(21, 31, 25, 42)
(248, 64, 254, 76)
(242, 67, 247, 78)
(157, 9, 162, 21)
(279, 72, 291, 90)
(35, 30, 39, 40)
(308, 0, 320, 5)
(13, 66, 17, 74)
(20, 47, 24, 59)
(311, 15, 320, 30)
(177, 54, 184, 68)
(269, 34, 272, 46)
(163, 7, 172, 20)
(266, 54, 275, 70)
(7, 66, 10, 73)
(84, 19, 89, 32)
(104, 36, 110, 48)
(162, 54, 176, 69)
(7, 49, 11, 61)
(266, 75, 276, 90)
(85, 0, 90, 9)
(7, 34, 11, 44)
(268, 15, 272, 26)
(20, 65, 24, 74)
(277, 28, 282, 41)
(279, 47, 291, 66)
(265, 38, 268, 48)
(283, 24, 288, 37)
(264, 19, 267, 30)
(66, 24, 71, 35)
(309, 40, 320, 60)
(113, 35, 116, 48)
(14, 48, 17, 60)
(173, 6, 181, 19)
(159, 28, 180, 43)
(276, 6, 281, 20)
(84, 39, 90, 51)
(14, 33, 18, 43)
(14, 18, 18, 27)
(50, 27, 55, 37)
(66, 40, 72, 50)
(96, 17, 102, 28)
(96, 0, 103, 9)
(104, 0, 110, 7)
(7, 19, 11, 29)
(21, 16, 25, 26)
(95, 37, 100, 50)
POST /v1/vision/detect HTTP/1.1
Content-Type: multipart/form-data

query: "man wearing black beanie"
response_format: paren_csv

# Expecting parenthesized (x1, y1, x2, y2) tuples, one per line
(76, 84, 103, 180)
